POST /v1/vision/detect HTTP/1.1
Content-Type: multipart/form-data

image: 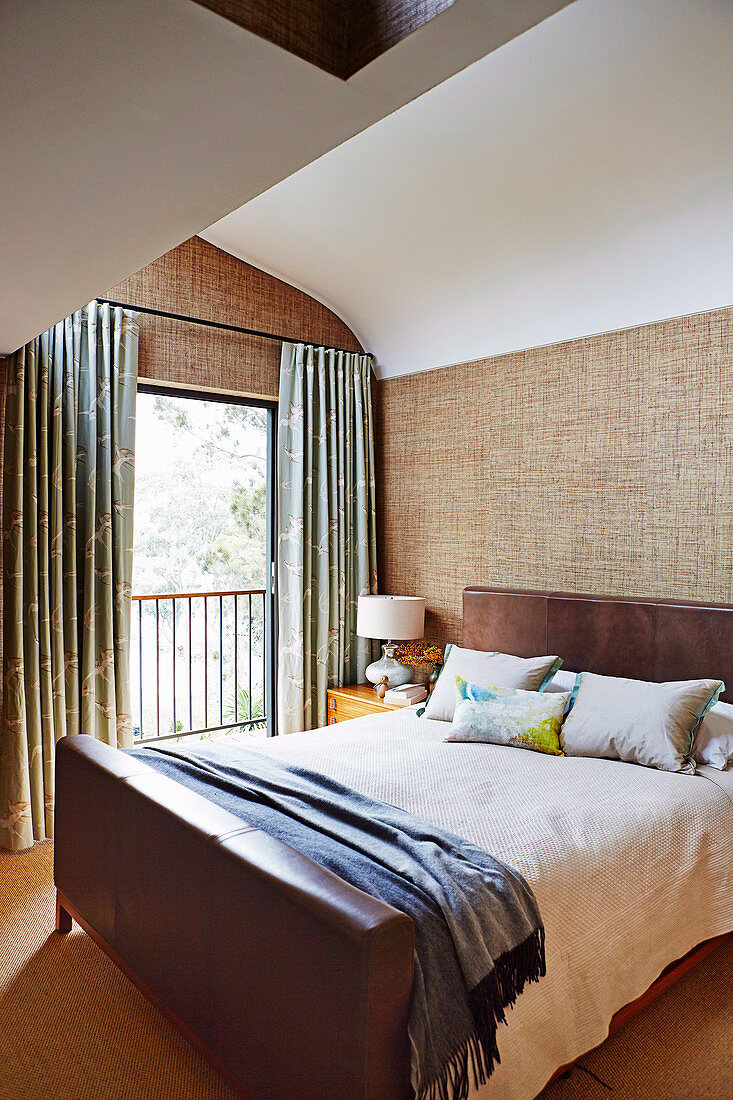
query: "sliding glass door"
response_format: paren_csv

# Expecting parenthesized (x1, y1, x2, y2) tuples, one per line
(131, 384, 277, 741)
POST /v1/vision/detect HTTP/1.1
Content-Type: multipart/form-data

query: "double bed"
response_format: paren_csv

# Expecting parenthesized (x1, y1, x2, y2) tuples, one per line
(54, 588, 733, 1098)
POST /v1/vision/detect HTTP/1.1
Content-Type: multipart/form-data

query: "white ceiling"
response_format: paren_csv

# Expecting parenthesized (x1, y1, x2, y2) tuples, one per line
(0, 0, 571, 355)
(203, 0, 733, 378)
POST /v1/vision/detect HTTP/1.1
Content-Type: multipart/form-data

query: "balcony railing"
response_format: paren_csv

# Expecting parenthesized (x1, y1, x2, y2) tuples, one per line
(131, 589, 267, 744)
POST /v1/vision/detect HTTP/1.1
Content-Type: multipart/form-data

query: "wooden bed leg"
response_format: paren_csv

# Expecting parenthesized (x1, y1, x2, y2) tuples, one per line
(56, 892, 73, 933)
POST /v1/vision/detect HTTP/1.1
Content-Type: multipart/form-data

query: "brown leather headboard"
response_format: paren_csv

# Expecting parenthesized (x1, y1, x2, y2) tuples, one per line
(462, 587, 733, 704)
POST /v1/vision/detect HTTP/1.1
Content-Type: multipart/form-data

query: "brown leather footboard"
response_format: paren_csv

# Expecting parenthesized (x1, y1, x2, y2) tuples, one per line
(54, 735, 415, 1099)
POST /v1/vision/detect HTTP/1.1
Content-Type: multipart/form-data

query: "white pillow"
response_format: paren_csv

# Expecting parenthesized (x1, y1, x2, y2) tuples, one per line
(542, 668, 578, 693)
(422, 645, 561, 723)
(560, 672, 724, 774)
(693, 699, 733, 770)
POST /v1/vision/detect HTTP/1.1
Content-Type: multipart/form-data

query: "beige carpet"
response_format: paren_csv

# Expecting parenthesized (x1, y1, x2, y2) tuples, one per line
(1, 843, 731, 1100)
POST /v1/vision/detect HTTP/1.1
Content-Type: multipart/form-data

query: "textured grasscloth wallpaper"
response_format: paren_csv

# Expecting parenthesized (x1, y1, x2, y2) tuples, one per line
(0, 242, 362, 712)
(107, 235, 362, 399)
(0, 356, 6, 685)
(375, 306, 733, 646)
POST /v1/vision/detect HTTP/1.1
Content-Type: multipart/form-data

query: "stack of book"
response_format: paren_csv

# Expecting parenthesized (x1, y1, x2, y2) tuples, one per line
(383, 683, 428, 706)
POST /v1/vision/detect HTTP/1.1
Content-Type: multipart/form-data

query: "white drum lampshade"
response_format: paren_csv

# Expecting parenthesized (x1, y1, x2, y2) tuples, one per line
(357, 595, 425, 689)
(357, 595, 425, 641)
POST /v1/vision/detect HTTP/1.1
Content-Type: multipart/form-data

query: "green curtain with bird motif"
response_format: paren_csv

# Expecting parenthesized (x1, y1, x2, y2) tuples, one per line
(277, 342, 377, 734)
(0, 303, 139, 851)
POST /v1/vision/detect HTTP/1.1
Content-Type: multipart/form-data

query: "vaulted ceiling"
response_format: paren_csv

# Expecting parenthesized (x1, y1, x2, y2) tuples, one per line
(203, 0, 733, 378)
(0, 0, 571, 354)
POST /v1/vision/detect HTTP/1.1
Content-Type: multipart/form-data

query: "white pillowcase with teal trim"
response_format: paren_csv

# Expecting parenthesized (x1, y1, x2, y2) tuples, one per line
(422, 644, 562, 723)
(560, 672, 724, 774)
(541, 668, 578, 693)
(692, 699, 733, 770)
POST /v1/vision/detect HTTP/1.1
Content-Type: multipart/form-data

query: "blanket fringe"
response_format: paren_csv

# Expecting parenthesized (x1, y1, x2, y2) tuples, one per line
(417, 926, 546, 1100)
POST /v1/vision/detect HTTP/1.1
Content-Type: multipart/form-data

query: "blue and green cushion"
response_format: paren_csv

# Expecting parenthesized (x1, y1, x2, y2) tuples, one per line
(444, 677, 571, 756)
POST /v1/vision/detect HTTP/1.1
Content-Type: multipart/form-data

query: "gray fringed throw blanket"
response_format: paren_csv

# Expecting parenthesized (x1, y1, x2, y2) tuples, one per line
(131, 743, 545, 1100)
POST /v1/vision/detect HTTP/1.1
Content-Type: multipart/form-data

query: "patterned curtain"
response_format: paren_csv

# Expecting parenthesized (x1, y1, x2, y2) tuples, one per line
(0, 303, 139, 851)
(278, 342, 377, 734)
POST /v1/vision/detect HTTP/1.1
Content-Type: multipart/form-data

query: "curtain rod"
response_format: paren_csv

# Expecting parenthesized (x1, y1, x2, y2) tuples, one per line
(95, 298, 370, 357)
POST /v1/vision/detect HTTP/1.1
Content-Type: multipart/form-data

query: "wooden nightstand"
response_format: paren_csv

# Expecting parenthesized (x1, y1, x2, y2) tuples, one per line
(326, 683, 409, 724)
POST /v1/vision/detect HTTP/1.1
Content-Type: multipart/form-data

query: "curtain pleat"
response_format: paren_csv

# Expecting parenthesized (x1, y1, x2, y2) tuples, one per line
(0, 303, 138, 850)
(277, 342, 377, 734)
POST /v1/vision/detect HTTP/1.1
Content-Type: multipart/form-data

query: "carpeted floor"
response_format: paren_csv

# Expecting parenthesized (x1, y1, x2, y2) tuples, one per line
(1, 843, 731, 1099)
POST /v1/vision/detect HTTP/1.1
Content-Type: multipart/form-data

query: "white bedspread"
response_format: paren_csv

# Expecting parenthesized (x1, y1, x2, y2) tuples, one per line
(244, 711, 733, 1099)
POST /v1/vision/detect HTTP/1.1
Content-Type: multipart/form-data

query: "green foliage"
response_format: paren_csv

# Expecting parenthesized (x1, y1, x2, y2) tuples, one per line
(198, 481, 267, 589)
(151, 395, 267, 462)
(133, 394, 268, 596)
(223, 685, 265, 729)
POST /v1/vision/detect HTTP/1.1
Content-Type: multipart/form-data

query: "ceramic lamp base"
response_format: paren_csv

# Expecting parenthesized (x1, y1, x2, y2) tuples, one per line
(365, 643, 412, 690)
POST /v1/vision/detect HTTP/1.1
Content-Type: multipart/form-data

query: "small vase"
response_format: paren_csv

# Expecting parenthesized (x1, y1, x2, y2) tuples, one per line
(411, 664, 433, 688)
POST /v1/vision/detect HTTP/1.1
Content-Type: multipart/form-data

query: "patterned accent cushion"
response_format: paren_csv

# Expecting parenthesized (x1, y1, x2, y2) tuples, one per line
(422, 645, 562, 723)
(444, 677, 570, 756)
(560, 672, 724, 774)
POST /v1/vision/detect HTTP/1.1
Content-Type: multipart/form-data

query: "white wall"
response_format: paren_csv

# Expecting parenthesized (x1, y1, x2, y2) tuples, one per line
(0, 0, 569, 354)
(203, 0, 733, 378)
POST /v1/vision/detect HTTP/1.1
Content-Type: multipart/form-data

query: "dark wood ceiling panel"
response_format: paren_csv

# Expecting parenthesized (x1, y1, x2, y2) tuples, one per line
(193, 0, 457, 79)
(194, 0, 344, 78)
(349, 0, 457, 76)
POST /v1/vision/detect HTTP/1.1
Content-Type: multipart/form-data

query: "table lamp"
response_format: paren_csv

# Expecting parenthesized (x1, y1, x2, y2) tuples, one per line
(357, 595, 426, 691)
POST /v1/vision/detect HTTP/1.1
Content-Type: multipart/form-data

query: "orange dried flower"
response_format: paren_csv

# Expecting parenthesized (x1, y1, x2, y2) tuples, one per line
(395, 642, 444, 667)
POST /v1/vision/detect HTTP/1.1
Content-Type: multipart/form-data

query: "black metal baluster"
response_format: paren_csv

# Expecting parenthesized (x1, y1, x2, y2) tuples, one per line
(155, 598, 160, 737)
(261, 592, 266, 727)
(172, 597, 176, 736)
(138, 600, 143, 737)
(219, 595, 224, 726)
(188, 597, 193, 731)
(248, 593, 253, 722)
(131, 588, 269, 744)
(234, 594, 238, 724)
(204, 597, 208, 729)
